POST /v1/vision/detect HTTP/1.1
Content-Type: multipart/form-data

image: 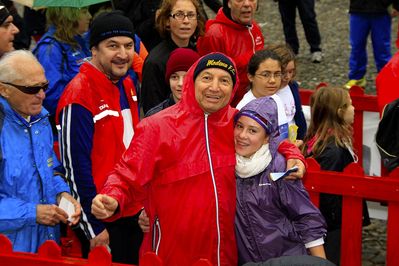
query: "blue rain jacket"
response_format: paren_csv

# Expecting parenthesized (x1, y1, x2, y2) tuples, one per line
(0, 97, 70, 253)
(32, 25, 91, 116)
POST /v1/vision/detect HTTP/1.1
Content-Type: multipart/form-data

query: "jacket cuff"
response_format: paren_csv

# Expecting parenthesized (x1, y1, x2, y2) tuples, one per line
(100, 187, 124, 222)
(305, 237, 325, 248)
(29, 203, 38, 226)
(278, 140, 308, 168)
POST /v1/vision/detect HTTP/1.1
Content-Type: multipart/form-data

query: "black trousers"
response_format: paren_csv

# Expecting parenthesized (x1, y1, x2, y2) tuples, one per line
(324, 228, 341, 266)
(74, 213, 143, 265)
(278, 0, 322, 54)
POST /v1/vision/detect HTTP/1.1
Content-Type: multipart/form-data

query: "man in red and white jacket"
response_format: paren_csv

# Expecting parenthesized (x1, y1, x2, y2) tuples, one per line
(196, 0, 264, 107)
(56, 11, 142, 265)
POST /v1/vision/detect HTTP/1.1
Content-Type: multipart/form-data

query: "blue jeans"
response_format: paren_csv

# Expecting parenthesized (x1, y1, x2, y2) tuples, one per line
(349, 13, 392, 79)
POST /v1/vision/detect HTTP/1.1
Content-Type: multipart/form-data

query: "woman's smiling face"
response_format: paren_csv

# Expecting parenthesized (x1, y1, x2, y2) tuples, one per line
(234, 115, 269, 158)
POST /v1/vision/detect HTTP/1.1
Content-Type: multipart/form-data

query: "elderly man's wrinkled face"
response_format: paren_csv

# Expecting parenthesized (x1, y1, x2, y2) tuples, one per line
(194, 68, 233, 114)
(0, 57, 46, 118)
(91, 36, 134, 83)
(228, 0, 257, 26)
(0, 16, 19, 58)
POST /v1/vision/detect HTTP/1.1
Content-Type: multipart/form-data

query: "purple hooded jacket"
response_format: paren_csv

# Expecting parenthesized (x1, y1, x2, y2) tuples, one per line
(234, 97, 327, 265)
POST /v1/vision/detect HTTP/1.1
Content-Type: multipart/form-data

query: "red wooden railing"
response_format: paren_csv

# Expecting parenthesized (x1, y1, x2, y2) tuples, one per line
(0, 85, 394, 265)
(0, 234, 213, 266)
(304, 159, 399, 266)
(300, 84, 398, 265)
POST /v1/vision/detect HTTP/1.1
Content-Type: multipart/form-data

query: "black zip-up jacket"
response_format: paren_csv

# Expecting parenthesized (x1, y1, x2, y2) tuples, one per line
(350, 0, 399, 14)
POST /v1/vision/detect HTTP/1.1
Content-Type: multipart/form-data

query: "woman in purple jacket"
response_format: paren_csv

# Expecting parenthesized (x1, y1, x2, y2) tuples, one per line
(234, 96, 327, 265)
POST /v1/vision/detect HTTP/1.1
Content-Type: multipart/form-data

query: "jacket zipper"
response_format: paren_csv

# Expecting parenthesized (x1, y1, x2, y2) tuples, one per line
(204, 113, 221, 266)
(152, 215, 161, 255)
(27, 126, 44, 202)
(247, 25, 255, 54)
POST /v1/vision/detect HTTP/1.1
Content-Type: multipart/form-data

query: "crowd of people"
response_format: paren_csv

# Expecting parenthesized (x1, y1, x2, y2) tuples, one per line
(0, 0, 397, 265)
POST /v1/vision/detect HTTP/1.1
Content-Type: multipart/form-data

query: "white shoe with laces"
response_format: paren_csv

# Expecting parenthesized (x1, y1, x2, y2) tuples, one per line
(311, 51, 323, 63)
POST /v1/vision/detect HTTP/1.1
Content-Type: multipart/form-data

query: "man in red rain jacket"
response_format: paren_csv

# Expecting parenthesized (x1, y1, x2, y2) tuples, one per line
(92, 52, 306, 266)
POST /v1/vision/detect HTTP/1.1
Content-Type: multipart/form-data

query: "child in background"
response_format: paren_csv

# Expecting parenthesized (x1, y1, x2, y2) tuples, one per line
(266, 43, 307, 143)
(236, 50, 289, 142)
(144, 48, 200, 117)
(301, 85, 370, 265)
(234, 96, 327, 266)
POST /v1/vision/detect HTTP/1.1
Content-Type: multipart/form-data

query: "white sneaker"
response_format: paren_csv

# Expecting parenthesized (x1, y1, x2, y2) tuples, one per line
(311, 51, 323, 63)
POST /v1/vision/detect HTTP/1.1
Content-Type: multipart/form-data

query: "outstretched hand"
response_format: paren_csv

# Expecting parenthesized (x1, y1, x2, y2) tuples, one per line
(285, 159, 306, 180)
(92, 194, 119, 220)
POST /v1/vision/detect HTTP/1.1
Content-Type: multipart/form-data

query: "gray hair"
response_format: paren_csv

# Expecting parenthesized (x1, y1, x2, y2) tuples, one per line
(0, 49, 42, 83)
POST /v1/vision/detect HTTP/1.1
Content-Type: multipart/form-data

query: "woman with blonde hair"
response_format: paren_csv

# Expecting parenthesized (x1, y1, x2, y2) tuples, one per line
(33, 6, 92, 135)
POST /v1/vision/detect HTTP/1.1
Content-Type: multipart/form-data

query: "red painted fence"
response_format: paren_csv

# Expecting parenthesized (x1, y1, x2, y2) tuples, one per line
(0, 85, 396, 266)
(301, 85, 399, 265)
(0, 234, 212, 266)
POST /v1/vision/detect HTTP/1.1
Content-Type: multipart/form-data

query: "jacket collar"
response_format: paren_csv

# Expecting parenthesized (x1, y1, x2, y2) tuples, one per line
(215, 7, 253, 28)
(0, 96, 48, 127)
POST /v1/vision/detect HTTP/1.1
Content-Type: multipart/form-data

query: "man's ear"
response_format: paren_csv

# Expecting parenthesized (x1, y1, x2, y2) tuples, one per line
(227, 0, 232, 9)
(0, 83, 10, 98)
(91, 46, 97, 57)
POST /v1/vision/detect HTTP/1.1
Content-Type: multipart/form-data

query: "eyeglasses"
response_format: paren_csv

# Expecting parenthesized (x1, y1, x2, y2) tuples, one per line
(169, 13, 199, 20)
(255, 73, 283, 80)
(1, 80, 49, 94)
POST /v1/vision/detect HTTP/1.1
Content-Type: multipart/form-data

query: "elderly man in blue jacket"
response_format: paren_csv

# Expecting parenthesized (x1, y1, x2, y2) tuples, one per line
(0, 49, 81, 253)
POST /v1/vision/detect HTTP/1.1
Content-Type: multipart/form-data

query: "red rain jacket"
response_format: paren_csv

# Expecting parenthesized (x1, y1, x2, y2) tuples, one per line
(102, 54, 304, 266)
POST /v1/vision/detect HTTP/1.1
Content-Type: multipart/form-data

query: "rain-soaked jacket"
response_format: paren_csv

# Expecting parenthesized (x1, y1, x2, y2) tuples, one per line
(197, 9, 264, 107)
(101, 53, 305, 266)
(235, 97, 327, 265)
(0, 96, 70, 253)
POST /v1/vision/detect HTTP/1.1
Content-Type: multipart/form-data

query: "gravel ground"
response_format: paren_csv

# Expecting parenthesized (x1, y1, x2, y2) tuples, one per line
(207, 0, 399, 95)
